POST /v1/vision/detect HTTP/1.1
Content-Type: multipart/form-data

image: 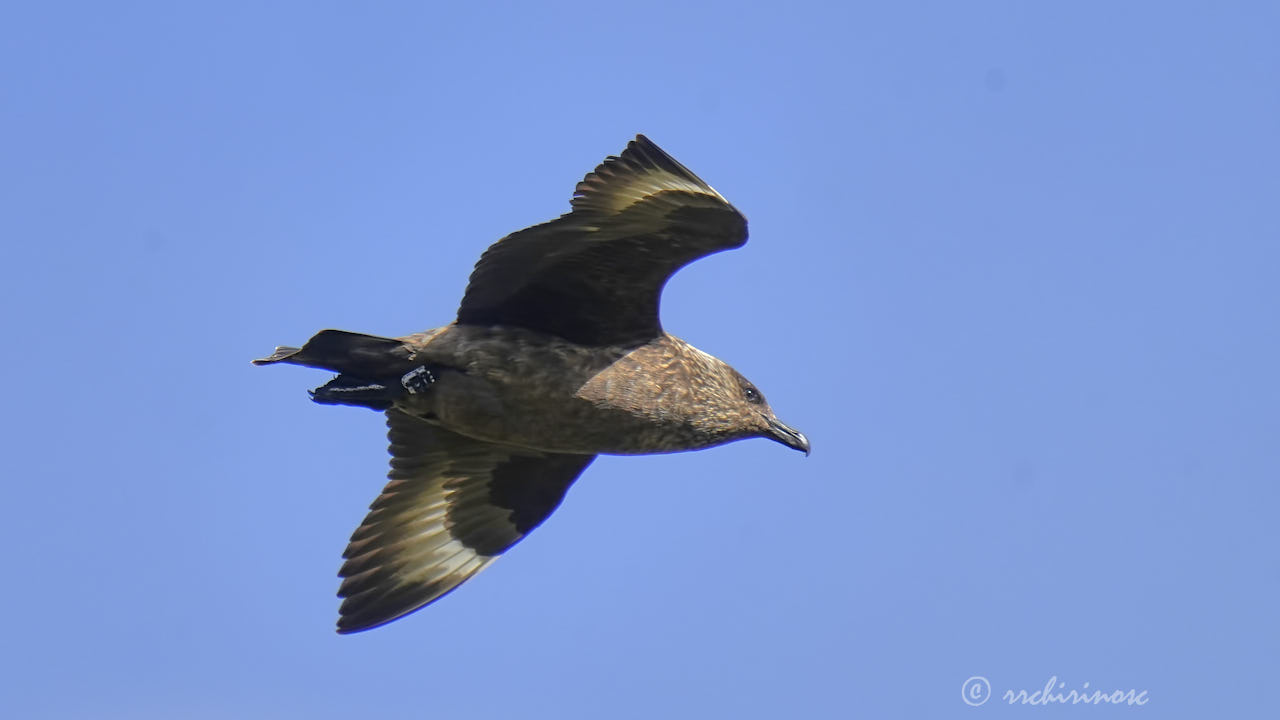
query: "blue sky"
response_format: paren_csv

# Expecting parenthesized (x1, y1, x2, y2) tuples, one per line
(2, 2, 1277, 717)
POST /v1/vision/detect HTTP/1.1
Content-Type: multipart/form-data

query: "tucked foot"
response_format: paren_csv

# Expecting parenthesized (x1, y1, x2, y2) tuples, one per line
(310, 375, 399, 411)
(310, 365, 442, 411)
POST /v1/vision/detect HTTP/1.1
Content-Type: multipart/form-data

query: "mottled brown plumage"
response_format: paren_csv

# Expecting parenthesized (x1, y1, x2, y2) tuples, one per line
(255, 135, 807, 633)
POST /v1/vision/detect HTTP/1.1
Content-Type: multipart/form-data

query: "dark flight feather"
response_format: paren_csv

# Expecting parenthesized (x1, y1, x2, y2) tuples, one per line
(456, 135, 748, 346)
(336, 410, 595, 633)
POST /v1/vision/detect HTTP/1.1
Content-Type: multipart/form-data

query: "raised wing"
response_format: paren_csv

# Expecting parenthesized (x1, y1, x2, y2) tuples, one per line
(456, 135, 748, 346)
(336, 410, 595, 633)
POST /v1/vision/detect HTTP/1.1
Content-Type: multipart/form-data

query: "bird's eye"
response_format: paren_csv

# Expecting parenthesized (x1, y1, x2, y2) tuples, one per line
(743, 385, 764, 404)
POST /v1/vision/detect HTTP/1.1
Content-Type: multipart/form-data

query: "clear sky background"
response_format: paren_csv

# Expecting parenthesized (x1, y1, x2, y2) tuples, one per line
(2, 2, 1276, 718)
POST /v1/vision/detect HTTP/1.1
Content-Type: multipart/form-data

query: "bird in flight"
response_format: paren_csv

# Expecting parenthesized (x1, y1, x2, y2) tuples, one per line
(255, 135, 808, 633)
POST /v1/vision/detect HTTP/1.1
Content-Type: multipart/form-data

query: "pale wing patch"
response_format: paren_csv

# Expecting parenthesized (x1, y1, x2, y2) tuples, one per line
(571, 134, 730, 215)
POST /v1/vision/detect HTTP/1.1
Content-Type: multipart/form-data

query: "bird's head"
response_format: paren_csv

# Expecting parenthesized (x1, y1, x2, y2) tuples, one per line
(676, 342, 808, 455)
(721, 368, 810, 455)
(583, 335, 809, 455)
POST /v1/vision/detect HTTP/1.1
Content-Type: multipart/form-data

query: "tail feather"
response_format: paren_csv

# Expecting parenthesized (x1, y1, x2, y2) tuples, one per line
(252, 329, 415, 377)
(252, 345, 303, 365)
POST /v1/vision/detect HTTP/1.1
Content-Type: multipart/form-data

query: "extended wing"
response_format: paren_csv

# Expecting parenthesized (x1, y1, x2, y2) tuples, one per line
(456, 135, 747, 346)
(336, 410, 594, 633)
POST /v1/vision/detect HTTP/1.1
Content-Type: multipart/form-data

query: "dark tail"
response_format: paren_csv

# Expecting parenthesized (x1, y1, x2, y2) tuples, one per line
(255, 329, 444, 412)
(252, 329, 415, 377)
